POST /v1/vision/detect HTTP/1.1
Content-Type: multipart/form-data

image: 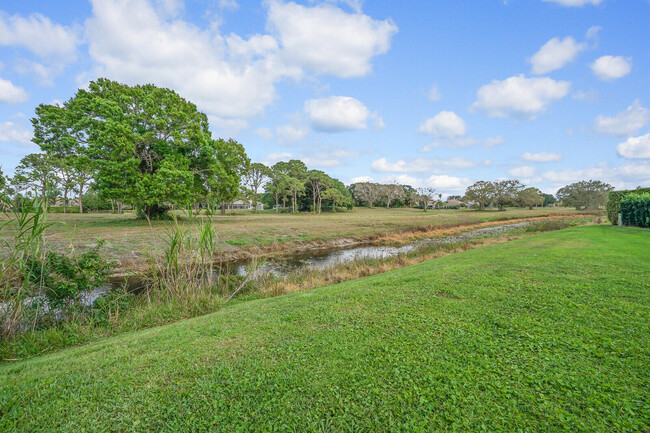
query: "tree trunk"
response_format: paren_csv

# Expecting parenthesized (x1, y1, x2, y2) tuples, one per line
(275, 195, 279, 213)
(63, 186, 68, 214)
(79, 181, 85, 214)
(221, 202, 226, 215)
(111, 199, 115, 213)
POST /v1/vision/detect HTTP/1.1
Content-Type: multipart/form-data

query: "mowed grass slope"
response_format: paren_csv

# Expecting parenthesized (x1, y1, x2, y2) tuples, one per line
(1, 225, 648, 432)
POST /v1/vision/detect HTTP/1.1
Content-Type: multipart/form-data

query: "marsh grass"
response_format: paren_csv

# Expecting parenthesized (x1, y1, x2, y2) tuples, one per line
(0, 194, 50, 337)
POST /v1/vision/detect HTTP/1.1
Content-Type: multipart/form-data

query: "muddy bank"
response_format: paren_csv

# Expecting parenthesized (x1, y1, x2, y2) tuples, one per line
(209, 214, 594, 263)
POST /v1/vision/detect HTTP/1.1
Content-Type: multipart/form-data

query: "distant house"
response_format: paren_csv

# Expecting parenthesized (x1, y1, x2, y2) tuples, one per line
(446, 199, 466, 208)
(232, 200, 264, 211)
(53, 197, 81, 207)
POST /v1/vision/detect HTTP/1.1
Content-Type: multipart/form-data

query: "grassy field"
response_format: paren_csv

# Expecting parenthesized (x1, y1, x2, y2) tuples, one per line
(1, 206, 586, 270)
(1, 225, 647, 432)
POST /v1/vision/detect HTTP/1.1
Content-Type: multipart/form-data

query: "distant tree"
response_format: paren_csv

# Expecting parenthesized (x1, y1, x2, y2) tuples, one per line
(307, 169, 330, 214)
(72, 156, 94, 214)
(556, 180, 613, 210)
(493, 180, 524, 211)
(266, 166, 289, 212)
(321, 187, 344, 211)
(464, 181, 495, 210)
(12, 153, 61, 206)
(210, 138, 249, 215)
(402, 184, 417, 207)
(274, 160, 308, 213)
(517, 187, 544, 209)
(243, 162, 270, 213)
(543, 193, 556, 207)
(416, 187, 436, 211)
(383, 184, 405, 208)
(353, 182, 382, 208)
(447, 195, 462, 201)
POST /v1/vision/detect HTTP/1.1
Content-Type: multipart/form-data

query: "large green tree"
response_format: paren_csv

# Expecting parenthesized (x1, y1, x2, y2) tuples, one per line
(557, 180, 613, 210)
(207, 138, 249, 215)
(33, 78, 244, 219)
(517, 187, 544, 209)
(493, 180, 524, 211)
(273, 160, 307, 213)
(465, 181, 495, 210)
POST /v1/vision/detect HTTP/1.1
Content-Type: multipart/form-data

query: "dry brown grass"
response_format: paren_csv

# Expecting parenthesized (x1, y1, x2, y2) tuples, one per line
(0, 207, 593, 273)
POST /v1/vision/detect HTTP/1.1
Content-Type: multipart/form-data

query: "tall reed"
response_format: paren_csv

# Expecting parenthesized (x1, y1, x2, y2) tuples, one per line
(0, 193, 50, 337)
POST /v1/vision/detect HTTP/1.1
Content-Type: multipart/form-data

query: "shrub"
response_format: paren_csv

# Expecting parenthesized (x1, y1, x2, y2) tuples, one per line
(620, 193, 650, 228)
(606, 187, 650, 225)
(26, 240, 115, 307)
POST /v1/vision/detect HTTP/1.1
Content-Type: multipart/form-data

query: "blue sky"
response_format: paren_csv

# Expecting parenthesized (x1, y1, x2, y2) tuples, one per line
(1, 0, 649, 196)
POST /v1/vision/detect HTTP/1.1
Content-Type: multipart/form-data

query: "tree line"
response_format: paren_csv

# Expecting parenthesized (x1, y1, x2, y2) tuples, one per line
(346, 179, 613, 211)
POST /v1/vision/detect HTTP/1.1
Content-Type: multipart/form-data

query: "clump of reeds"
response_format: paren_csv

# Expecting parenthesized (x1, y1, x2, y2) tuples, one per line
(143, 211, 262, 310)
(0, 194, 50, 337)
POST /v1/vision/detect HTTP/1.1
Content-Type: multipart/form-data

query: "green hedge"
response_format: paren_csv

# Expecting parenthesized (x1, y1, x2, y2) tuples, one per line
(620, 193, 650, 228)
(606, 187, 650, 225)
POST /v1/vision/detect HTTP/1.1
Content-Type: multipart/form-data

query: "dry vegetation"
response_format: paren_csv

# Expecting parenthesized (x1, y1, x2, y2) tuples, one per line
(0, 207, 591, 273)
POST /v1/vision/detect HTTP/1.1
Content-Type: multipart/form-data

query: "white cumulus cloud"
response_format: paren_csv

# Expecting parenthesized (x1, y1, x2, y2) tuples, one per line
(371, 157, 486, 173)
(418, 111, 466, 137)
(509, 166, 536, 178)
(83, 0, 395, 126)
(0, 12, 79, 62)
(594, 100, 650, 137)
(521, 152, 563, 162)
(472, 75, 570, 119)
(0, 77, 28, 103)
(529, 36, 586, 75)
(276, 124, 309, 143)
(591, 55, 631, 81)
(425, 175, 472, 193)
(540, 161, 650, 190)
(617, 134, 650, 159)
(265, 0, 397, 78)
(0, 121, 33, 146)
(304, 96, 370, 132)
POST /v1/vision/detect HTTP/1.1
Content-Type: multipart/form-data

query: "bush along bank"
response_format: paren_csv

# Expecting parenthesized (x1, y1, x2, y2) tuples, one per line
(620, 192, 650, 228)
(606, 187, 650, 224)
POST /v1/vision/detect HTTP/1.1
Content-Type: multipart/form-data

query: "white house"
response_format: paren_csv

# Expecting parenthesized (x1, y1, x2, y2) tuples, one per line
(232, 200, 264, 211)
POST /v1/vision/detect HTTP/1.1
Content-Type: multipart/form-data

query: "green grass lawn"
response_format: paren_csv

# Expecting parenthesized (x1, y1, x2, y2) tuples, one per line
(1, 225, 648, 432)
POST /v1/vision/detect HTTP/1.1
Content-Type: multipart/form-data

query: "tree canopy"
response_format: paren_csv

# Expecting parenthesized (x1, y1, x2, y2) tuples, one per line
(557, 180, 613, 210)
(31, 78, 248, 219)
